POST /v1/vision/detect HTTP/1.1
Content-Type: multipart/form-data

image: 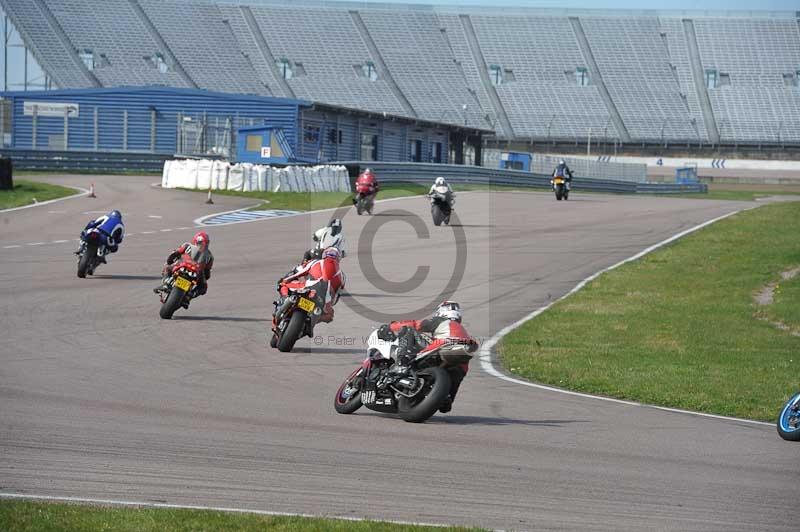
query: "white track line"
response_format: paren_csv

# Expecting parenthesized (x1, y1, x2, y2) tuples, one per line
(0, 185, 90, 214)
(0, 494, 451, 529)
(479, 206, 772, 427)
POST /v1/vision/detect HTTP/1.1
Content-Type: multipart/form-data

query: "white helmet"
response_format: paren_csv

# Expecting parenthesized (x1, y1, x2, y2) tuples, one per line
(434, 300, 462, 323)
(559, 159, 566, 165)
(434, 176, 446, 186)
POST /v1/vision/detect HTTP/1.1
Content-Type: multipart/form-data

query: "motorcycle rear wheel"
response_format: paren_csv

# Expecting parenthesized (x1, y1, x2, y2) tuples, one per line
(159, 288, 184, 320)
(334, 367, 364, 414)
(399, 367, 451, 423)
(277, 310, 306, 352)
(77, 244, 95, 278)
(777, 392, 800, 441)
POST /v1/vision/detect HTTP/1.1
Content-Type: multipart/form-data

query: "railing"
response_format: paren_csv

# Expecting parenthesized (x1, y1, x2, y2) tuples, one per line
(339, 162, 707, 194)
(0, 149, 171, 172)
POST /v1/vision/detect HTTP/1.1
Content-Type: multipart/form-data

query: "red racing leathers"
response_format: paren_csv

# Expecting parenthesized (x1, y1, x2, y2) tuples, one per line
(278, 256, 345, 323)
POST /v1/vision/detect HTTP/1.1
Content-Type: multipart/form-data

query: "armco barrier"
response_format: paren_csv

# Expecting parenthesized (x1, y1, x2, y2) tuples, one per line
(339, 162, 706, 194)
(0, 149, 172, 172)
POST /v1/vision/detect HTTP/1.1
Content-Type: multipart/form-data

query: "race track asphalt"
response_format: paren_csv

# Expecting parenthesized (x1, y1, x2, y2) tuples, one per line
(1, 175, 797, 531)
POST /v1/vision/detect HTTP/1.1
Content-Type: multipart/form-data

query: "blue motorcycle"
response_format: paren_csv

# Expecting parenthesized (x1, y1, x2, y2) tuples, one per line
(777, 392, 800, 441)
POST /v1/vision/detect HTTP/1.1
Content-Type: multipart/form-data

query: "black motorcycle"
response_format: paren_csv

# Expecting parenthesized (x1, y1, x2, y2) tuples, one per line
(334, 328, 477, 423)
(76, 228, 106, 278)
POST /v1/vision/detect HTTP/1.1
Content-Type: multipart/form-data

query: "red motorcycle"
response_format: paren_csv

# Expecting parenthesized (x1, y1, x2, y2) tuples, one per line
(354, 178, 378, 216)
(334, 323, 478, 423)
(157, 254, 202, 319)
(271, 254, 344, 352)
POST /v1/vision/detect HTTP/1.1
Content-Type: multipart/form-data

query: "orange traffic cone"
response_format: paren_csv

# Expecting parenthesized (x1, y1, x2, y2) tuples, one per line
(88, 183, 96, 198)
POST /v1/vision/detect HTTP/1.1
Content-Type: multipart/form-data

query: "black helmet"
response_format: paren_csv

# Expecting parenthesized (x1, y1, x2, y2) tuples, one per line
(109, 210, 122, 220)
(328, 218, 342, 236)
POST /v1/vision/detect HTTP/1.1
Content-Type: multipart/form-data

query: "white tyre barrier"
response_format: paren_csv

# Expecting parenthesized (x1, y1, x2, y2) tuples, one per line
(161, 159, 352, 193)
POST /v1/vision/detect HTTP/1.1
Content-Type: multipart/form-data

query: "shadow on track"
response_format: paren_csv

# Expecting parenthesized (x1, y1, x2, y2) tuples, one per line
(174, 315, 265, 323)
(446, 224, 496, 228)
(427, 416, 586, 427)
(292, 347, 361, 354)
(93, 274, 163, 281)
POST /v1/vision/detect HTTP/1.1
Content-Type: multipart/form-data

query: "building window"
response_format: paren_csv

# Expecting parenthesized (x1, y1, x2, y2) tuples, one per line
(410, 139, 422, 162)
(783, 72, 799, 87)
(718, 72, 731, 86)
(360, 133, 378, 161)
(79, 49, 94, 71)
(489, 64, 502, 86)
(277, 58, 294, 80)
(705, 69, 717, 89)
(246, 135, 262, 152)
(145, 53, 169, 73)
(327, 128, 343, 144)
(575, 67, 590, 87)
(303, 124, 320, 144)
(362, 61, 378, 81)
(431, 142, 442, 163)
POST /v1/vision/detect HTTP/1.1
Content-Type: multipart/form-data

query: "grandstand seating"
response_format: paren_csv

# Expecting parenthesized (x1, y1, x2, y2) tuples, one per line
(1, 0, 799, 145)
(693, 18, 800, 143)
(43, 0, 189, 89)
(358, 10, 489, 127)
(582, 16, 698, 142)
(243, 5, 407, 115)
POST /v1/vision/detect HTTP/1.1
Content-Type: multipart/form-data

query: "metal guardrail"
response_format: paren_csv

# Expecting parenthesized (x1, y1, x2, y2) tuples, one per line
(0, 149, 171, 172)
(0, 151, 707, 194)
(339, 162, 707, 194)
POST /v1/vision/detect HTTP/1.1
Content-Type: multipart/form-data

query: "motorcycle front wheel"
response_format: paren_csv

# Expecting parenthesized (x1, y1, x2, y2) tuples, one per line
(334, 367, 364, 414)
(777, 392, 800, 441)
(277, 310, 306, 352)
(398, 366, 451, 423)
(159, 287, 184, 319)
(432, 204, 444, 226)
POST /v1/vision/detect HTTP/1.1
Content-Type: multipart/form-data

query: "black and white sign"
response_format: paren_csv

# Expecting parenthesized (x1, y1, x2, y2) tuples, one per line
(23, 101, 80, 118)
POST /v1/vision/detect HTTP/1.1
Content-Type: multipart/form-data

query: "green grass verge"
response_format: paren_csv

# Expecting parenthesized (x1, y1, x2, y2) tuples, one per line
(766, 273, 800, 335)
(0, 179, 78, 210)
(499, 201, 800, 421)
(0, 500, 483, 532)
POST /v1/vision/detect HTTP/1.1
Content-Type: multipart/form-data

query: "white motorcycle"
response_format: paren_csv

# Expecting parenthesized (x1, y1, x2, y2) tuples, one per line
(429, 185, 454, 226)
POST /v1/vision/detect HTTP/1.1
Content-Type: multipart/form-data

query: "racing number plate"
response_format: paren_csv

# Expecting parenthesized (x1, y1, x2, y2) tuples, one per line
(174, 276, 192, 291)
(297, 297, 316, 313)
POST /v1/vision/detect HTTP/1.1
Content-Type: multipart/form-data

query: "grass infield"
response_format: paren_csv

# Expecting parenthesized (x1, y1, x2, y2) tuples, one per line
(0, 500, 484, 532)
(0, 180, 78, 210)
(499, 200, 800, 421)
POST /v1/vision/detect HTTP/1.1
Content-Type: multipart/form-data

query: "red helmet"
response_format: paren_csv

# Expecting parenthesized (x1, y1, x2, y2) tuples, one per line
(192, 231, 210, 249)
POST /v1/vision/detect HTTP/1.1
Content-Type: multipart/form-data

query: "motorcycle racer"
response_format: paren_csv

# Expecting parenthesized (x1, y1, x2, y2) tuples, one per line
(552, 159, 574, 189)
(353, 168, 379, 214)
(302, 218, 346, 262)
(376, 301, 477, 413)
(428, 176, 455, 204)
(77, 210, 124, 262)
(277, 246, 345, 323)
(154, 231, 214, 299)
